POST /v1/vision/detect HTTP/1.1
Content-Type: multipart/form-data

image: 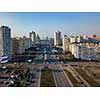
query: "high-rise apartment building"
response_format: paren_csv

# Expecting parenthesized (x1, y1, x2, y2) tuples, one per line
(54, 30, 61, 47)
(11, 37, 19, 55)
(29, 31, 36, 47)
(0, 26, 11, 57)
(62, 34, 70, 51)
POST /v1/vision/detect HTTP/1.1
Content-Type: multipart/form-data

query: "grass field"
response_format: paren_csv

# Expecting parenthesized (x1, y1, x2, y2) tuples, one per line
(40, 67, 55, 87)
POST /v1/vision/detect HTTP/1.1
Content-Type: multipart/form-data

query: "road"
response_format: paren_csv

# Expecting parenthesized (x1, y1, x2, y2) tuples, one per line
(23, 67, 41, 87)
(48, 55, 73, 87)
(23, 61, 43, 87)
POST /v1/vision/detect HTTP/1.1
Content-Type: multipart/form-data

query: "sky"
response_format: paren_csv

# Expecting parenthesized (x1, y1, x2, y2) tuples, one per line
(0, 12, 100, 39)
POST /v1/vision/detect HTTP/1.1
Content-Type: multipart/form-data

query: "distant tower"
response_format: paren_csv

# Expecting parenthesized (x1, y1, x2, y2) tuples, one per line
(36, 34, 41, 42)
(54, 30, 61, 47)
(0, 26, 11, 57)
(46, 36, 49, 41)
(29, 31, 36, 47)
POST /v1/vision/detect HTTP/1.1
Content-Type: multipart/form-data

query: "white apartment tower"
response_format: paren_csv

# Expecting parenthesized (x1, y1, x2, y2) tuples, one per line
(54, 30, 61, 47)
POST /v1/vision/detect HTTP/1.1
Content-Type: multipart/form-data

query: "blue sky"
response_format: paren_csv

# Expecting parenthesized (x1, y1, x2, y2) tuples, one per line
(0, 12, 100, 38)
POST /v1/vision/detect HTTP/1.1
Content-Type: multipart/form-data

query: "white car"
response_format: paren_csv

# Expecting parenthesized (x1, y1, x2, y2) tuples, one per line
(2, 66, 7, 69)
(28, 59, 32, 63)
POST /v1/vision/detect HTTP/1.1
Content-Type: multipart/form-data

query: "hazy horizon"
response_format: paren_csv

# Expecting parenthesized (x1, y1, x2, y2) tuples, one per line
(0, 12, 100, 39)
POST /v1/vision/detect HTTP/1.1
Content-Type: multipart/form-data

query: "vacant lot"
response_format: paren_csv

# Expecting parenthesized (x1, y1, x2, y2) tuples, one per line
(65, 61, 100, 87)
(75, 68, 100, 87)
(65, 70, 82, 87)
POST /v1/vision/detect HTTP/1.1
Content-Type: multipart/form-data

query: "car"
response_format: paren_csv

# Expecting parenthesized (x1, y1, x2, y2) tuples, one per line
(27, 59, 32, 63)
(10, 80, 14, 84)
(2, 66, 7, 69)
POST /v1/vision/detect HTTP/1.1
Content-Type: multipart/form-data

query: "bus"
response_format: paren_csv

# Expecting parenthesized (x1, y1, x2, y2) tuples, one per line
(0, 56, 9, 64)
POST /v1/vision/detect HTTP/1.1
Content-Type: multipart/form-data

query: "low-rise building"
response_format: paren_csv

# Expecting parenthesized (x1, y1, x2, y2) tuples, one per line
(69, 43, 100, 60)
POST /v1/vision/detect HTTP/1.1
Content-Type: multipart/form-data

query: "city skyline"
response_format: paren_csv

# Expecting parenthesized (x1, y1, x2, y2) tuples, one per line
(0, 25, 100, 87)
(0, 12, 100, 38)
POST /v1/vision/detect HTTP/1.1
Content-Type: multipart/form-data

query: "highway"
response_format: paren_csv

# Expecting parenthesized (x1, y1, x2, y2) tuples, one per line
(48, 55, 73, 87)
(23, 68, 41, 87)
(52, 64, 72, 87)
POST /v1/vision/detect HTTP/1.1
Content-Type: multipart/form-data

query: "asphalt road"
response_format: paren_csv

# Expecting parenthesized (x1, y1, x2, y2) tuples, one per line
(48, 54, 73, 87)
